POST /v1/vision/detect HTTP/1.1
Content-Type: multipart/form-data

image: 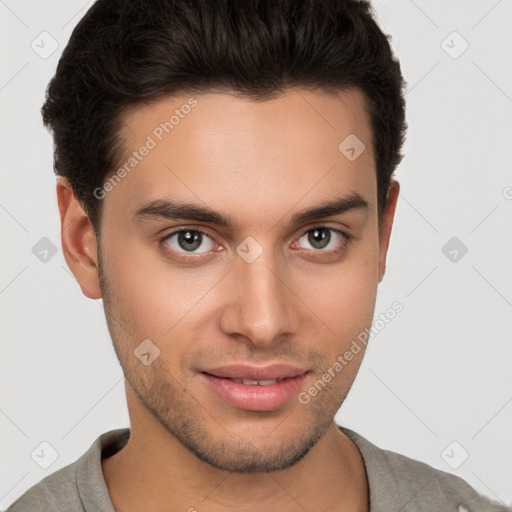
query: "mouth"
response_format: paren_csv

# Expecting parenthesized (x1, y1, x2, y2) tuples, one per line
(223, 377, 289, 385)
(199, 364, 309, 411)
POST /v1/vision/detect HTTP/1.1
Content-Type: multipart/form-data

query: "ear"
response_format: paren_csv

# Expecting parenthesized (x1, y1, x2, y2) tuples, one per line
(56, 176, 102, 299)
(378, 179, 400, 283)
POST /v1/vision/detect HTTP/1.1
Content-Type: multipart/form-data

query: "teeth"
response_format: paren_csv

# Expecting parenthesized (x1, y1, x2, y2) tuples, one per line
(230, 378, 284, 385)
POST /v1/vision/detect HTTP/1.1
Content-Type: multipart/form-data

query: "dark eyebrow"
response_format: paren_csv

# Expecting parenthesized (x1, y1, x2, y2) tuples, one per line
(132, 192, 369, 229)
(290, 192, 369, 226)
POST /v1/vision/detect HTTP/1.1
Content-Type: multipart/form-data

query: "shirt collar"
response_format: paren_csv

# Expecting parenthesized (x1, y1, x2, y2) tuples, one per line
(76, 428, 128, 512)
(338, 425, 403, 512)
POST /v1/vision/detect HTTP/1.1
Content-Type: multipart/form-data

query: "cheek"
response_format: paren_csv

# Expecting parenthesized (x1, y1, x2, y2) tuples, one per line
(297, 238, 379, 335)
(102, 232, 222, 340)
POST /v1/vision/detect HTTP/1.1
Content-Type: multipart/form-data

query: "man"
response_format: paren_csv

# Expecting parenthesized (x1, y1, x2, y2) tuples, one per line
(7, 0, 508, 511)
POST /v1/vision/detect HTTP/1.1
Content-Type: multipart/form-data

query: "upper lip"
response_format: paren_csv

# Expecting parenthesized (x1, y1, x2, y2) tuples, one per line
(201, 364, 309, 380)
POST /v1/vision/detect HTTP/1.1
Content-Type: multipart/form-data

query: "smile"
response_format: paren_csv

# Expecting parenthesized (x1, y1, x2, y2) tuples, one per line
(200, 369, 308, 411)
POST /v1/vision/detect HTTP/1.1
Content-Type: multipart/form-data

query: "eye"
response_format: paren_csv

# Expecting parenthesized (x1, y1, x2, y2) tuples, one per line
(296, 227, 350, 254)
(161, 228, 216, 256)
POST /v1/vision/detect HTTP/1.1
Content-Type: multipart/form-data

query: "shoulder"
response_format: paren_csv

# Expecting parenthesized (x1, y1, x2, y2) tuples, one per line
(6, 461, 81, 511)
(6, 429, 128, 512)
(340, 426, 510, 512)
(383, 446, 507, 511)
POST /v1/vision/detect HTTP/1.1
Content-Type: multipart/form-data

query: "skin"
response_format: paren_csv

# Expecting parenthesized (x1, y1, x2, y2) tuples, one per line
(57, 87, 400, 512)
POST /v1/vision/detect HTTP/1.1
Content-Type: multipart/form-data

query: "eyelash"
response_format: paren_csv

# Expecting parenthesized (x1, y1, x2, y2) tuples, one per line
(159, 226, 352, 262)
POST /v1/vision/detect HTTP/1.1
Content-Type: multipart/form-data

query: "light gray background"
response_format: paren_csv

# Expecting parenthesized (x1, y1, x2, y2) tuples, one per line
(1, 0, 511, 509)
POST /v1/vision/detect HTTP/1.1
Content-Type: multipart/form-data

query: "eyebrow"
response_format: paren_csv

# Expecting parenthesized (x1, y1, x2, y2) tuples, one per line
(132, 192, 369, 229)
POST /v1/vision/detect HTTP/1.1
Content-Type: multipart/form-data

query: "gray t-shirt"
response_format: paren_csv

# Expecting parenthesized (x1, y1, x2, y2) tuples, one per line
(6, 426, 510, 511)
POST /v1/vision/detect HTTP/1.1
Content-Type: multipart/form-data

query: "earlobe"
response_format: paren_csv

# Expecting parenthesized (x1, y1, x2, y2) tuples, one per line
(378, 179, 400, 283)
(56, 176, 102, 299)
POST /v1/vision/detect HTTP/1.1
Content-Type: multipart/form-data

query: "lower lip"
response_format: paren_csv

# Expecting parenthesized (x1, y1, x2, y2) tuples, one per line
(200, 373, 308, 411)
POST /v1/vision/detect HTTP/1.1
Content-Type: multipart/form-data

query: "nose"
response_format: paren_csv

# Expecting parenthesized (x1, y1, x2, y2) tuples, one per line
(219, 244, 297, 348)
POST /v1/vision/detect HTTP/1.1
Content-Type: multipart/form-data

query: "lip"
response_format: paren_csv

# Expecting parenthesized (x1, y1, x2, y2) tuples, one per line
(200, 364, 309, 412)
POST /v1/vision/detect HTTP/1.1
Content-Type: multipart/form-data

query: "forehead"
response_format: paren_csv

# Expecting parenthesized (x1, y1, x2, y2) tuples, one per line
(119, 86, 373, 156)
(105, 87, 376, 229)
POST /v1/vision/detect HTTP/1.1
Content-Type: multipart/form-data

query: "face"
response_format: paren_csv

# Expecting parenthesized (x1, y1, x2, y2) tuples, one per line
(92, 87, 395, 473)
